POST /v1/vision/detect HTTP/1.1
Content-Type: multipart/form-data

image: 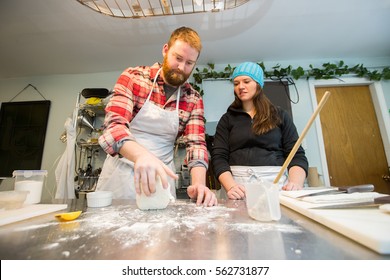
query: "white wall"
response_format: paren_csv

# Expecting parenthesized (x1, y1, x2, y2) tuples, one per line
(382, 80, 390, 108)
(202, 79, 235, 135)
(0, 71, 120, 202)
(0, 58, 389, 201)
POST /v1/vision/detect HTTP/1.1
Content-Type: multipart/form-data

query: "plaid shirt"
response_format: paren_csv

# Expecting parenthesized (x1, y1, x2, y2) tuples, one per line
(99, 63, 208, 168)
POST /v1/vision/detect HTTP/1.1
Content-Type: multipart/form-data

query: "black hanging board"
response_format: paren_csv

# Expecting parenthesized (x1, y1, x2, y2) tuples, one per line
(0, 100, 51, 177)
(263, 81, 293, 119)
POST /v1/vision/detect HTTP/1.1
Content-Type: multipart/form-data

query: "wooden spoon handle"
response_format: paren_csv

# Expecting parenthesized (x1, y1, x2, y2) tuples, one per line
(273, 90, 332, 184)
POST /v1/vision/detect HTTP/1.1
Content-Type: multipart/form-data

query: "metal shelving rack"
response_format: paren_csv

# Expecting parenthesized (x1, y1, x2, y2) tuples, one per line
(73, 89, 110, 196)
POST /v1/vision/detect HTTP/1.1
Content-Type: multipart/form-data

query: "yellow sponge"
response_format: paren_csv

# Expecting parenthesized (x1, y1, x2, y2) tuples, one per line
(85, 97, 102, 105)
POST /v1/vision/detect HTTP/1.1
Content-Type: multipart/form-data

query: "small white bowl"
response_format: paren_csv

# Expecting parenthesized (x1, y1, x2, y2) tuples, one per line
(86, 191, 113, 208)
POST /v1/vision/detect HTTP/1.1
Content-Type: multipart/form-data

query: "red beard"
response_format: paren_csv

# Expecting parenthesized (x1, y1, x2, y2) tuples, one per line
(162, 58, 190, 86)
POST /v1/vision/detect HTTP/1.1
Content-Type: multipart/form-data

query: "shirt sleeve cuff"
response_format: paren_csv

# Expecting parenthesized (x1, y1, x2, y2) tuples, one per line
(187, 160, 208, 171)
(113, 138, 133, 154)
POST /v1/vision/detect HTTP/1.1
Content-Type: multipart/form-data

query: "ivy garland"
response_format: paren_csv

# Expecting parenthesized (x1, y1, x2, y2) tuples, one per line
(191, 60, 390, 95)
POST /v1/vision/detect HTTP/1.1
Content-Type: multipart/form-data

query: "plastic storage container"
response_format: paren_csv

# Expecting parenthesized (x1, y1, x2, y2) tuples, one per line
(0, 190, 29, 210)
(13, 170, 48, 204)
(245, 181, 281, 222)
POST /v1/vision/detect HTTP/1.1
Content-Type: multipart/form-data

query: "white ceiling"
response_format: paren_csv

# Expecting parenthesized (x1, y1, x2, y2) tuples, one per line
(1, 0, 389, 79)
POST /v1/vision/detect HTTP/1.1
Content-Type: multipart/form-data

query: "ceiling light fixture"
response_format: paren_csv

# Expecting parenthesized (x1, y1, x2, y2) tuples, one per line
(76, 0, 250, 19)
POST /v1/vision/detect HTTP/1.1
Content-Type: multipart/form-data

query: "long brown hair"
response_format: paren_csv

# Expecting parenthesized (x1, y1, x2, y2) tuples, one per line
(231, 84, 281, 135)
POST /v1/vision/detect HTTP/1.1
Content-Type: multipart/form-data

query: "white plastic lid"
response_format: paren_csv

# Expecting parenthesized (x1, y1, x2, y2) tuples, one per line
(12, 170, 48, 178)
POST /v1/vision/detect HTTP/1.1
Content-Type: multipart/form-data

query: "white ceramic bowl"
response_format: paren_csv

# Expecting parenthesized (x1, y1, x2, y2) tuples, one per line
(86, 191, 113, 208)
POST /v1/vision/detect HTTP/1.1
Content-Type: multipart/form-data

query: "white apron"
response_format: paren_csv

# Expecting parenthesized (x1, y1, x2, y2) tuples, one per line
(218, 166, 287, 199)
(96, 68, 180, 199)
(230, 166, 287, 187)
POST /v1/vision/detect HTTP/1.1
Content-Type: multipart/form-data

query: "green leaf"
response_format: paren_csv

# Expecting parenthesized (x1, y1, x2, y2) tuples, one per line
(191, 61, 389, 89)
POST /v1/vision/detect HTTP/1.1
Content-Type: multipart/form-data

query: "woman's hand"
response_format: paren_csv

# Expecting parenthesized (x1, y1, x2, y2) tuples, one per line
(282, 166, 306, 190)
(281, 181, 303, 191)
(227, 184, 246, 200)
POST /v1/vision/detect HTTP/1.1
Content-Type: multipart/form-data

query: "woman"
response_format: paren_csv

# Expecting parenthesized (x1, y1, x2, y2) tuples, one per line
(212, 62, 308, 200)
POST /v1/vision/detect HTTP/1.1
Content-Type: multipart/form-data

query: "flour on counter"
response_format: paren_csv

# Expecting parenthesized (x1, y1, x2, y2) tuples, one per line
(9, 200, 302, 256)
(42, 243, 60, 250)
(229, 223, 302, 234)
(13, 222, 56, 232)
(62, 251, 70, 258)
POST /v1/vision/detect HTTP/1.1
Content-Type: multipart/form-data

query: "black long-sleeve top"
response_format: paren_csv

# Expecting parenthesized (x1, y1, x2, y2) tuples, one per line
(212, 106, 309, 179)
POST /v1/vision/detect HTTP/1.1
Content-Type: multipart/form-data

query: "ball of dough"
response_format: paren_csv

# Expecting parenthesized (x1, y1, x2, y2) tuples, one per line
(136, 177, 173, 210)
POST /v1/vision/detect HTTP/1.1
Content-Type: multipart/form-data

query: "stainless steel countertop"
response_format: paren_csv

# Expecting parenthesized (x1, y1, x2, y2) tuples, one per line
(0, 198, 388, 260)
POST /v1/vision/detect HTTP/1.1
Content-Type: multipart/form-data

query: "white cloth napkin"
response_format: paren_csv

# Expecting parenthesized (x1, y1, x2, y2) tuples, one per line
(280, 188, 337, 199)
(301, 192, 384, 204)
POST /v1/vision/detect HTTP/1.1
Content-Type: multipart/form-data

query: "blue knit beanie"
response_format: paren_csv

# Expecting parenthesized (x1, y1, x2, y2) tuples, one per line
(231, 62, 264, 88)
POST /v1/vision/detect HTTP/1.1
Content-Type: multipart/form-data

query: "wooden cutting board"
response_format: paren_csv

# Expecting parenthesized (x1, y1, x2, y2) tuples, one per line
(280, 195, 390, 254)
(0, 204, 67, 226)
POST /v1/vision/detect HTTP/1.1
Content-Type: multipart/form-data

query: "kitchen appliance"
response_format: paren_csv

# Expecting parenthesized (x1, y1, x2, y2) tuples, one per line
(176, 165, 190, 199)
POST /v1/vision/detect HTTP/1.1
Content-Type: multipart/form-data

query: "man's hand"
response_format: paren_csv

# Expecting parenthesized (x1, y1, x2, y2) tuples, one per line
(187, 183, 218, 207)
(120, 141, 178, 196)
(133, 153, 178, 195)
(186, 166, 217, 206)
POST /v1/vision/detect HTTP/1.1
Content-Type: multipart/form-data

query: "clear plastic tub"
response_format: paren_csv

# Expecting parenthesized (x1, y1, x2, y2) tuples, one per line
(245, 181, 281, 222)
(0, 190, 29, 210)
(13, 170, 48, 204)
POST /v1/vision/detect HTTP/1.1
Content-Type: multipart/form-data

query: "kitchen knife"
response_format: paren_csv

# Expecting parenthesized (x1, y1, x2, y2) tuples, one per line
(309, 195, 390, 209)
(297, 184, 374, 198)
